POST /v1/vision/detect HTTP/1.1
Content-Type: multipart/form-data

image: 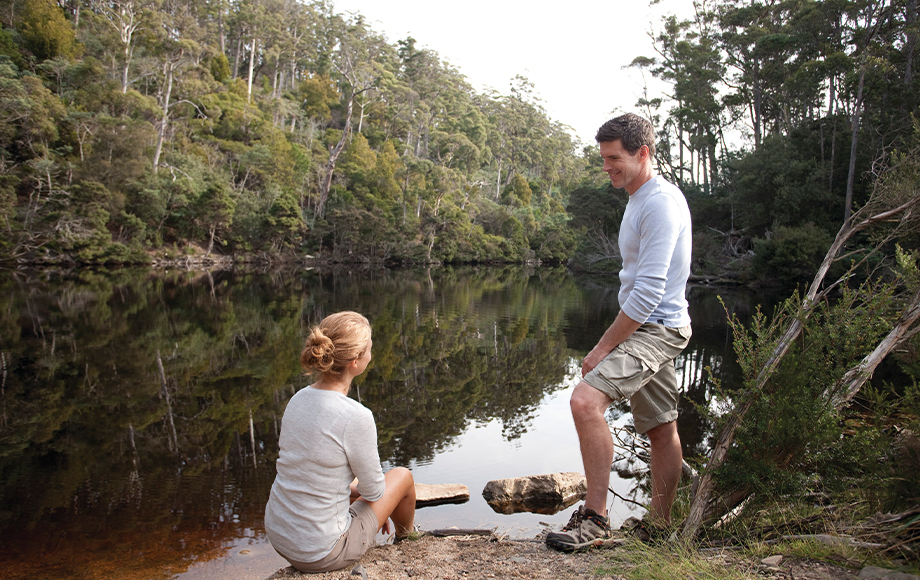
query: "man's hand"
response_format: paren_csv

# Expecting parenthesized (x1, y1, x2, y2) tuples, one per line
(581, 346, 609, 377)
(581, 311, 643, 377)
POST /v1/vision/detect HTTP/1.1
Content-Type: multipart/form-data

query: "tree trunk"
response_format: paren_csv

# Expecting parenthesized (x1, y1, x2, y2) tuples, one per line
(317, 93, 355, 219)
(247, 37, 257, 102)
(249, 408, 257, 468)
(206, 225, 216, 256)
(152, 63, 174, 173)
(122, 43, 131, 93)
(906, 0, 917, 86)
(495, 157, 502, 200)
(233, 36, 241, 79)
(218, 1, 226, 55)
(829, 115, 838, 192)
(752, 58, 762, 148)
(844, 70, 865, 224)
(156, 350, 179, 453)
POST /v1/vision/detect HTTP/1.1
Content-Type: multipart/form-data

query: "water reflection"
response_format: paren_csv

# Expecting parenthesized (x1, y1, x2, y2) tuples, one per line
(0, 267, 765, 580)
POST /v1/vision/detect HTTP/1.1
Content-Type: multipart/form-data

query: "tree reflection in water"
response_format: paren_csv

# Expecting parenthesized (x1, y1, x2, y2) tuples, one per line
(0, 266, 759, 580)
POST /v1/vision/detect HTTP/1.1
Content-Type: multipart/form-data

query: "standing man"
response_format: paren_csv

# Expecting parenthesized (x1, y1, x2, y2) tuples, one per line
(546, 113, 692, 551)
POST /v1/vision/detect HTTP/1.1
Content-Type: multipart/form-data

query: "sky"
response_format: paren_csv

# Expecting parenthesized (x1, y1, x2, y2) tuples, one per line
(329, 0, 696, 146)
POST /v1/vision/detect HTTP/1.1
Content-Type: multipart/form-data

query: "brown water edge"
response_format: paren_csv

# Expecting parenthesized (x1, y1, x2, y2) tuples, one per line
(0, 517, 264, 580)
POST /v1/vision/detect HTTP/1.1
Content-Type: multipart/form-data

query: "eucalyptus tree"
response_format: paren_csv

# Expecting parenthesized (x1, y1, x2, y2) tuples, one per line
(90, 0, 157, 93)
(536, 120, 581, 199)
(148, 22, 201, 172)
(391, 38, 473, 161)
(258, 0, 319, 101)
(315, 14, 389, 218)
(841, 0, 889, 222)
(226, 0, 266, 97)
(481, 79, 538, 200)
(496, 76, 551, 186)
(631, 5, 726, 190)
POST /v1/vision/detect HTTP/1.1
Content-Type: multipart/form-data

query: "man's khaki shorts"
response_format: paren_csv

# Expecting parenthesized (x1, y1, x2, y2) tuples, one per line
(583, 323, 691, 434)
(284, 500, 378, 573)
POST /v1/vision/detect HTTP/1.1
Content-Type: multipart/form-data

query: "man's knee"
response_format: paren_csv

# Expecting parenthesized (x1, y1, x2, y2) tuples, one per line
(570, 382, 611, 421)
(646, 421, 680, 448)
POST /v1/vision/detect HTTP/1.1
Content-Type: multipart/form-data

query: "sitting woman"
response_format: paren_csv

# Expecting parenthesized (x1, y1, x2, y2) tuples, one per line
(265, 311, 416, 573)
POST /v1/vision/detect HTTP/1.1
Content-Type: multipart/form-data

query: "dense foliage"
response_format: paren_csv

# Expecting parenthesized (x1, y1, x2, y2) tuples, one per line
(0, 0, 917, 276)
(0, 0, 589, 265)
(631, 0, 920, 283)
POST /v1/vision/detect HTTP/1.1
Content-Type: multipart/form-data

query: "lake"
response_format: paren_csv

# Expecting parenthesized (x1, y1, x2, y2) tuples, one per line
(0, 266, 767, 579)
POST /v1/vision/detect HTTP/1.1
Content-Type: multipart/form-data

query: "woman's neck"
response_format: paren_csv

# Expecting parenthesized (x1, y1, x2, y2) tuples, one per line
(312, 376, 351, 395)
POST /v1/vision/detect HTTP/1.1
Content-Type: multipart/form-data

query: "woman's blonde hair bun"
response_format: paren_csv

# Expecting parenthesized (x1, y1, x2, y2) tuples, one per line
(300, 311, 371, 377)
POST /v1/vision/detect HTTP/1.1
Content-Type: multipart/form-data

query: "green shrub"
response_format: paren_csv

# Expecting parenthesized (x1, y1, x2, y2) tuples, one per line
(753, 223, 833, 287)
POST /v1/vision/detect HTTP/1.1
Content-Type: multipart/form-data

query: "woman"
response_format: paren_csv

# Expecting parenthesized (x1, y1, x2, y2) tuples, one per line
(265, 311, 416, 573)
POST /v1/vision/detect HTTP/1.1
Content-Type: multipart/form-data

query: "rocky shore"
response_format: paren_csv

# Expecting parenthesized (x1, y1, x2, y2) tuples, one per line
(263, 531, 916, 580)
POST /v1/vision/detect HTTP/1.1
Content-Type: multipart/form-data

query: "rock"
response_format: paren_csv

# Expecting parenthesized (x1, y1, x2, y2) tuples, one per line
(482, 472, 586, 515)
(859, 566, 920, 579)
(761, 555, 783, 566)
(415, 483, 470, 507)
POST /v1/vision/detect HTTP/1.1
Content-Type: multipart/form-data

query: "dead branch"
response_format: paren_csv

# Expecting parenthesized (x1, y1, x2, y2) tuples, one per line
(830, 285, 920, 410)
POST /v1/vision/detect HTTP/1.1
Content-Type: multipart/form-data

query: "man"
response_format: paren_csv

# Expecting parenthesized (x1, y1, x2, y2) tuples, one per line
(546, 113, 692, 552)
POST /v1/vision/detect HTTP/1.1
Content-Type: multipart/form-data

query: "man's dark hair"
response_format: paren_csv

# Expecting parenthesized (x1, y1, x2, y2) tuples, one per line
(595, 113, 656, 157)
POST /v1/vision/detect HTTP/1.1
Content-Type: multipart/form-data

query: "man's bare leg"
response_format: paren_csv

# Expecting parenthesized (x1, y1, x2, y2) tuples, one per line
(645, 421, 682, 527)
(570, 381, 614, 516)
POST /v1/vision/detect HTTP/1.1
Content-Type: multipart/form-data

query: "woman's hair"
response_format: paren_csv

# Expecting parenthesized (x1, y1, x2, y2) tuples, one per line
(300, 311, 372, 378)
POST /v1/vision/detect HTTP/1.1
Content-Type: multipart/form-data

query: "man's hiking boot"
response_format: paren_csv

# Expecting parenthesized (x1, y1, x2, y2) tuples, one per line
(620, 516, 670, 543)
(545, 506, 611, 552)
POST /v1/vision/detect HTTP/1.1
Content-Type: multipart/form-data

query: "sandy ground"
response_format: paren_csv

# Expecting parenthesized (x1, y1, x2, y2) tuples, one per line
(260, 532, 879, 580)
(266, 534, 617, 580)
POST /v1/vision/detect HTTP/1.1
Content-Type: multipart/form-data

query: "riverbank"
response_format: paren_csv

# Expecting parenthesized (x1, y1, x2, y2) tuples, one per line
(262, 532, 887, 580)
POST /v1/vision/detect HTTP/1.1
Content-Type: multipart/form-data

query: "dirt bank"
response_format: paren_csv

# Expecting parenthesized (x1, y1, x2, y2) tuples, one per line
(264, 532, 878, 580)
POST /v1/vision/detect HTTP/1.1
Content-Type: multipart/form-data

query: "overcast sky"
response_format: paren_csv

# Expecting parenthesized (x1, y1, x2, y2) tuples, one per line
(329, 0, 696, 145)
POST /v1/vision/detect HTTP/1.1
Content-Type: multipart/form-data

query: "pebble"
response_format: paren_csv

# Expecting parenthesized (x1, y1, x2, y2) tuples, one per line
(761, 555, 783, 566)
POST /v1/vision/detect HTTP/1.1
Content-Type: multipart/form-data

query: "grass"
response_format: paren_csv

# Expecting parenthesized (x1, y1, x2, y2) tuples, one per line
(591, 493, 918, 580)
(595, 538, 758, 580)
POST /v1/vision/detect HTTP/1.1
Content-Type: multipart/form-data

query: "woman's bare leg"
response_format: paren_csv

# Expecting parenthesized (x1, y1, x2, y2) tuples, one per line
(356, 467, 416, 536)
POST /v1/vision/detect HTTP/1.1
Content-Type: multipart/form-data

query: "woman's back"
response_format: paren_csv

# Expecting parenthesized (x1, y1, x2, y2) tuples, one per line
(265, 386, 385, 563)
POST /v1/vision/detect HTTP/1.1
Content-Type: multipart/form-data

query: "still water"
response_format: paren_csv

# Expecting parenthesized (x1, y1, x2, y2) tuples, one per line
(0, 266, 765, 579)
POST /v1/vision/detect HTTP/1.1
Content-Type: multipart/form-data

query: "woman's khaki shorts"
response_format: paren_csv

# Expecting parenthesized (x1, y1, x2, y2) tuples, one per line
(584, 323, 691, 434)
(283, 500, 378, 573)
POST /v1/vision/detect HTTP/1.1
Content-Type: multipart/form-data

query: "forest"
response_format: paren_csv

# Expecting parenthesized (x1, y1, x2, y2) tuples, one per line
(1, 0, 920, 567)
(0, 0, 916, 279)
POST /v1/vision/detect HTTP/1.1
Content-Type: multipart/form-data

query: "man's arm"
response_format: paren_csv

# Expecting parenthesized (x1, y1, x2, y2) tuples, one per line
(581, 310, 642, 377)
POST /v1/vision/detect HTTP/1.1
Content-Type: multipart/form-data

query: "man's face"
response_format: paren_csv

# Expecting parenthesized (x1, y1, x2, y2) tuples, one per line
(599, 140, 648, 194)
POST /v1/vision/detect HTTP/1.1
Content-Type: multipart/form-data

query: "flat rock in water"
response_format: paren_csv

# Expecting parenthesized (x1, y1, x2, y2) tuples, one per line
(415, 483, 469, 506)
(482, 472, 586, 515)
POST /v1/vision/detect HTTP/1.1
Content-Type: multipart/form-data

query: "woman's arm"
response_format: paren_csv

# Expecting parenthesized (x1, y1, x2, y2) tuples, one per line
(344, 411, 386, 502)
